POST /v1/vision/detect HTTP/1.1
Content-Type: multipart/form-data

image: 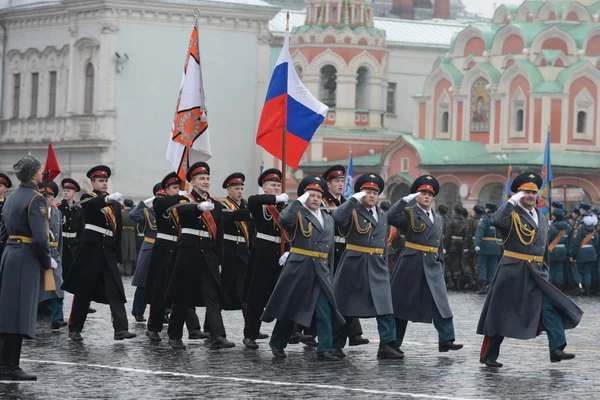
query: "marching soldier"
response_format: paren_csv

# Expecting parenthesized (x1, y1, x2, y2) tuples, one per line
(130, 183, 162, 322)
(144, 172, 203, 342)
(388, 175, 462, 355)
(166, 162, 233, 350)
(63, 165, 136, 341)
(570, 211, 599, 296)
(0, 173, 12, 260)
(474, 203, 502, 295)
(331, 174, 403, 359)
(242, 169, 288, 350)
(220, 173, 253, 314)
(0, 155, 52, 381)
(548, 209, 571, 290)
(322, 165, 368, 346)
(121, 199, 137, 276)
(443, 204, 467, 290)
(478, 172, 583, 367)
(262, 176, 345, 360)
(462, 204, 484, 291)
(39, 181, 67, 330)
(56, 179, 84, 280)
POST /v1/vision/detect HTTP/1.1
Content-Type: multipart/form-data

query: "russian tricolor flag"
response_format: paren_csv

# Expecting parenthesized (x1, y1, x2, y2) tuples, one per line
(256, 31, 328, 169)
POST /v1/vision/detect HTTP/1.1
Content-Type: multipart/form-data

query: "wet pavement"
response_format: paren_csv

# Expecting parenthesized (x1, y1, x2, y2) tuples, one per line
(1, 278, 599, 399)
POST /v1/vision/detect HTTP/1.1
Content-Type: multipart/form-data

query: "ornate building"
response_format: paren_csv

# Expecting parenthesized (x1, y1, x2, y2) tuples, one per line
(282, 0, 600, 209)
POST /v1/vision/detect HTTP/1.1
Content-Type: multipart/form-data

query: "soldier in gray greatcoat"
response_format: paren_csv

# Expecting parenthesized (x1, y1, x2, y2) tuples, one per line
(0, 155, 53, 381)
(130, 183, 161, 322)
(331, 173, 403, 359)
(262, 176, 345, 361)
(0, 173, 12, 261)
(388, 175, 463, 356)
(38, 181, 67, 330)
(478, 172, 583, 368)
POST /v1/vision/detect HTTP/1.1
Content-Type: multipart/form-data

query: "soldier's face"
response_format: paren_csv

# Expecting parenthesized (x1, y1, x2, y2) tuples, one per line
(327, 177, 344, 196)
(362, 189, 378, 207)
(521, 191, 537, 209)
(305, 190, 323, 211)
(262, 181, 281, 195)
(62, 188, 76, 201)
(227, 185, 244, 201)
(166, 184, 180, 196)
(416, 191, 433, 209)
(91, 178, 108, 193)
(0, 184, 7, 196)
(33, 167, 44, 184)
(44, 193, 54, 205)
(192, 175, 210, 193)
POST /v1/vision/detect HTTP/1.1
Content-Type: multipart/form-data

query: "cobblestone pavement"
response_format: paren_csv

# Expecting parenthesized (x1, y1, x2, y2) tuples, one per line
(1, 278, 599, 399)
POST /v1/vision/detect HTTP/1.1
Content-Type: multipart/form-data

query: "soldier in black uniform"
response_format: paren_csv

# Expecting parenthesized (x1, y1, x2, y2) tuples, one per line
(144, 172, 203, 342)
(63, 165, 136, 341)
(0, 172, 12, 260)
(220, 173, 253, 316)
(166, 162, 233, 350)
(242, 169, 288, 350)
(321, 165, 368, 346)
(56, 178, 84, 280)
(444, 204, 467, 290)
(462, 204, 484, 291)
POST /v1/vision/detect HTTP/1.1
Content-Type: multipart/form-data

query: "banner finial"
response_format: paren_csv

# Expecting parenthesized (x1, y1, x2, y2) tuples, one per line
(286, 11, 290, 31)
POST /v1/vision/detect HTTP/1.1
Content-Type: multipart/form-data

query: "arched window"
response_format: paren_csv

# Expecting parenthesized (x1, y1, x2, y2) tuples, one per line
(84, 63, 94, 114)
(477, 182, 505, 205)
(355, 66, 370, 110)
(441, 111, 449, 133)
(390, 183, 411, 204)
(577, 111, 587, 134)
(516, 109, 524, 132)
(331, 6, 337, 22)
(319, 65, 337, 108)
(437, 182, 460, 209)
(294, 64, 303, 81)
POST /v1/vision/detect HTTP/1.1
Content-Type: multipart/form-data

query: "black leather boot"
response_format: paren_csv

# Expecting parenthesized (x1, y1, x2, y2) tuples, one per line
(3, 335, 36, 381)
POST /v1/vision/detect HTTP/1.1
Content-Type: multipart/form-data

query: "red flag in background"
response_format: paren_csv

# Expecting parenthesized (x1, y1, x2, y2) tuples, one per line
(43, 144, 61, 182)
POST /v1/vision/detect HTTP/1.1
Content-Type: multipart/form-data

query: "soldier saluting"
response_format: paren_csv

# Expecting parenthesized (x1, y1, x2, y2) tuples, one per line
(63, 165, 136, 341)
(388, 175, 462, 355)
(478, 172, 583, 368)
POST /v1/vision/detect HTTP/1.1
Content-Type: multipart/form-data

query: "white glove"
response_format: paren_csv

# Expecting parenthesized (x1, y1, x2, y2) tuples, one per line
(443, 248, 447, 255)
(50, 258, 58, 270)
(297, 191, 310, 204)
(402, 192, 419, 203)
(509, 191, 525, 205)
(275, 193, 289, 203)
(108, 192, 123, 202)
(463, 249, 468, 253)
(352, 191, 367, 201)
(178, 190, 188, 196)
(475, 246, 481, 252)
(198, 201, 214, 211)
(279, 251, 289, 266)
(143, 197, 155, 207)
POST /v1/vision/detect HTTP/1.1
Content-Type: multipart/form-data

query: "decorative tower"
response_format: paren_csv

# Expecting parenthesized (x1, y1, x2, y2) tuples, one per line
(290, 0, 388, 129)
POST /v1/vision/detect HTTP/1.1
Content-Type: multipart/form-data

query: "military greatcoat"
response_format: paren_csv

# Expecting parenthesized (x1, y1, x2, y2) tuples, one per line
(40, 204, 65, 302)
(131, 201, 157, 288)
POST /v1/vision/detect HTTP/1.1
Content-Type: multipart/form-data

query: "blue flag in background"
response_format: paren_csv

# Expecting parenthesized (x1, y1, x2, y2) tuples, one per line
(537, 131, 552, 215)
(343, 152, 354, 200)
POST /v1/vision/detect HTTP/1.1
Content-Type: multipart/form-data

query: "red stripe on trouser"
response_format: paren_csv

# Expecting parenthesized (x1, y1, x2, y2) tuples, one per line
(480, 335, 491, 362)
(67, 296, 76, 327)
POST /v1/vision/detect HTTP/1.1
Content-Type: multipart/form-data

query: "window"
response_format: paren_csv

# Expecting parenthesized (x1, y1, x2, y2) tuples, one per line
(386, 83, 396, 114)
(515, 109, 524, 132)
(84, 63, 94, 114)
(401, 157, 409, 173)
(355, 67, 369, 110)
(319, 65, 337, 108)
(48, 71, 57, 117)
(30, 72, 39, 118)
(331, 6, 337, 21)
(441, 111, 449, 133)
(294, 64, 303, 81)
(577, 111, 587, 134)
(12, 73, 20, 118)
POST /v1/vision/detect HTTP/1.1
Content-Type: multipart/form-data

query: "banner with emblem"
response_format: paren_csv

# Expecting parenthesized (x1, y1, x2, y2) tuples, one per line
(343, 151, 354, 200)
(166, 22, 212, 190)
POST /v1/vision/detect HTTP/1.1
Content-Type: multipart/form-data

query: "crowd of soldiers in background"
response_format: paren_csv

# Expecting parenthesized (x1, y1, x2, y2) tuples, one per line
(386, 199, 600, 297)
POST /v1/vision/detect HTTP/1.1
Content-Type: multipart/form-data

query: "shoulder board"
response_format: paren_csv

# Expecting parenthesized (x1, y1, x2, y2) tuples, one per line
(90, 192, 98, 197)
(53, 202, 61, 207)
(211, 197, 223, 205)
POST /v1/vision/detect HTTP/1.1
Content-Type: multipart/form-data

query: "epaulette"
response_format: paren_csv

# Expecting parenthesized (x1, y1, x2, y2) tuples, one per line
(211, 196, 223, 205)
(53, 202, 61, 207)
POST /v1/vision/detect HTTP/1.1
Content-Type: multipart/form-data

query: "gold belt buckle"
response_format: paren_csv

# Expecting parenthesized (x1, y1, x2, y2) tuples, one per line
(429, 246, 435, 252)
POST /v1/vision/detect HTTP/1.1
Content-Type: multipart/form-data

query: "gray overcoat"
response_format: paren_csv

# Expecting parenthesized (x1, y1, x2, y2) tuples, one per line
(262, 201, 345, 330)
(131, 201, 157, 287)
(477, 202, 583, 340)
(332, 198, 394, 317)
(0, 182, 51, 338)
(388, 201, 453, 322)
(40, 204, 65, 302)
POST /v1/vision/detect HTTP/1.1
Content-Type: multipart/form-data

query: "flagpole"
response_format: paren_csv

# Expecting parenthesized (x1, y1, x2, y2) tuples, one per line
(547, 128, 552, 219)
(280, 11, 290, 256)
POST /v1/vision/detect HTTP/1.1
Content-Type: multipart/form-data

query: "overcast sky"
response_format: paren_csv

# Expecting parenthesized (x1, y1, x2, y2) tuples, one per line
(461, 0, 526, 18)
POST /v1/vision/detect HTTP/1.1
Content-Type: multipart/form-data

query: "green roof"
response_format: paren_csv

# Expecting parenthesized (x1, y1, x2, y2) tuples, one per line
(556, 59, 589, 86)
(533, 81, 563, 93)
(301, 152, 382, 168)
(478, 62, 501, 84)
(440, 56, 464, 86)
(515, 59, 545, 86)
(398, 134, 488, 165)
(540, 49, 563, 65)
